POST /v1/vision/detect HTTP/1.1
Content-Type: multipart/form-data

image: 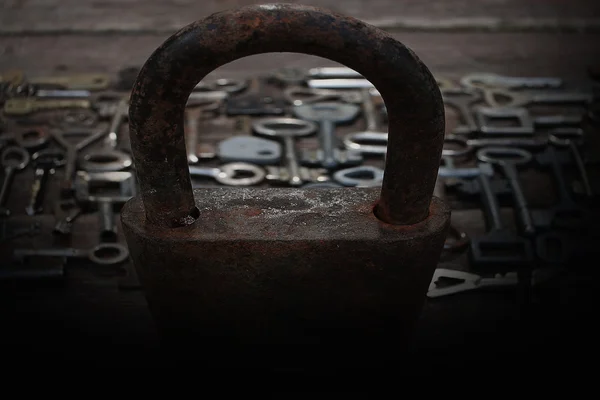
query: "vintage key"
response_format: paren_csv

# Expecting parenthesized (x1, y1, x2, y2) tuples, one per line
(271, 66, 362, 85)
(184, 100, 223, 164)
(74, 171, 137, 240)
(53, 200, 83, 236)
(468, 163, 535, 269)
(532, 146, 587, 230)
(307, 77, 456, 91)
(79, 97, 132, 172)
(293, 101, 362, 168)
(442, 88, 483, 135)
(433, 170, 470, 255)
(25, 149, 66, 216)
(50, 125, 108, 195)
(195, 78, 248, 94)
(427, 266, 561, 298)
(475, 106, 582, 135)
(13, 243, 129, 266)
(460, 73, 563, 90)
(548, 129, 593, 197)
(477, 147, 535, 236)
(253, 117, 318, 186)
(189, 163, 266, 186)
(333, 165, 384, 187)
(343, 88, 388, 156)
(217, 136, 282, 164)
(484, 88, 594, 108)
(225, 94, 286, 116)
(0, 146, 30, 217)
(3, 98, 91, 116)
(283, 87, 362, 106)
(29, 73, 110, 91)
(265, 165, 330, 184)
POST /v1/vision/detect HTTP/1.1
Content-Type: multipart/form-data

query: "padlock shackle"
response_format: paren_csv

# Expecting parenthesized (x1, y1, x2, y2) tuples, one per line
(128, 3, 445, 227)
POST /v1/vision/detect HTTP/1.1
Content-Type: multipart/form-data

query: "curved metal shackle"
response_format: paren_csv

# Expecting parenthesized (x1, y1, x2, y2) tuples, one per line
(128, 3, 445, 228)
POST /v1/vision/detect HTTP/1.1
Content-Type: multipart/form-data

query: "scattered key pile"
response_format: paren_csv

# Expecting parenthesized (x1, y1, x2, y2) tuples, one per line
(0, 66, 598, 298)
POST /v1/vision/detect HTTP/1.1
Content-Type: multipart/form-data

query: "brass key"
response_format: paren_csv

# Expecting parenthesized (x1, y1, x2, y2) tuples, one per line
(3, 98, 91, 115)
(29, 73, 110, 90)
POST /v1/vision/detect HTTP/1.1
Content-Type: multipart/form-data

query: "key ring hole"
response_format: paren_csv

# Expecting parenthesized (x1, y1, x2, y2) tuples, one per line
(89, 243, 129, 265)
(1, 146, 30, 169)
(476, 147, 532, 165)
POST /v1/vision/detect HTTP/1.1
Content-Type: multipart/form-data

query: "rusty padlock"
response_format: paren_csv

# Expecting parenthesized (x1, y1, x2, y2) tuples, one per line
(121, 3, 450, 368)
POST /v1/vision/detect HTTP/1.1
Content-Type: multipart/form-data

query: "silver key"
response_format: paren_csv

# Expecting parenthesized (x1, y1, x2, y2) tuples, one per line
(265, 166, 329, 184)
(271, 67, 362, 85)
(0, 146, 30, 217)
(442, 88, 484, 134)
(253, 117, 318, 186)
(217, 136, 282, 165)
(293, 102, 362, 169)
(283, 87, 362, 106)
(343, 131, 388, 155)
(13, 243, 129, 266)
(50, 125, 108, 195)
(475, 106, 582, 135)
(477, 147, 535, 236)
(428, 266, 561, 298)
(484, 87, 594, 108)
(549, 129, 593, 197)
(460, 73, 563, 90)
(26, 149, 66, 216)
(189, 162, 266, 186)
(79, 97, 132, 172)
(74, 171, 137, 240)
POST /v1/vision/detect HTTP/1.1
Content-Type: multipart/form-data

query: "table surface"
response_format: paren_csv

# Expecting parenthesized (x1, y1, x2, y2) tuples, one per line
(1, 0, 600, 372)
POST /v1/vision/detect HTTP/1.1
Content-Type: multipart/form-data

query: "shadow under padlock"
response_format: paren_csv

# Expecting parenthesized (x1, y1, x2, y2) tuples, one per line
(121, 3, 450, 369)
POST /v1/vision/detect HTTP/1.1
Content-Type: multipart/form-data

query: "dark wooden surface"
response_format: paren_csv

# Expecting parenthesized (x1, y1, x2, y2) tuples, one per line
(1, 0, 600, 372)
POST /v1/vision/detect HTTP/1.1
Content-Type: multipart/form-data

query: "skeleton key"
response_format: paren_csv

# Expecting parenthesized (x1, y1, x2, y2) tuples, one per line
(26, 149, 66, 215)
(3, 98, 91, 116)
(442, 88, 483, 135)
(460, 73, 563, 90)
(29, 73, 110, 91)
(0, 146, 30, 217)
(484, 88, 594, 108)
(13, 243, 129, 266)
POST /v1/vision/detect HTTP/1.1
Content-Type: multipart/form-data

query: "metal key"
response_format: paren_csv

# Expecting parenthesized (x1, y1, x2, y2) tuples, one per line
(253, 117, 318, 186)
(468, 162, 535, 269)
(75, 170, 137, 239)
(483, 88, 594, 108)
(307, 76, 454, 91)
(333, 165, 384, 187)
(475, 106, 582, 135)
(271, 66, 362, 85)
(50, 125, 108, 195)
(3, 98, 91, 115)
(460, 73, 563, 90)
(343, 88, 388, 156)
(189, 162, 266, 186)
(343, 131, 388, 155)
(0, 146, 30, 217)
(548, 129, 593, 197)
(53, 201, 83, 236)
(25, 149, 66, 216)
(477, 147, 535, 236)
(29, 73, 110, 91)
(79, 97, 132, 172)
(13, 243, 129, 266)
(532, 146, 587, 230)
(427, 266, 560, 298)
(442, 88, 484, 135)
(184, 100, 222, 164)
(217, 136, 282, 164)
(283, 87, 362, 106)
(293, 102, 362, 169)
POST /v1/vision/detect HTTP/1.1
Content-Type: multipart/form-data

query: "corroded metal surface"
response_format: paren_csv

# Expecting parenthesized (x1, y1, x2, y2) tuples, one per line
(122, 189, 450, 365)
(128, 2, 445, 227)
(123, 3, 449, 366)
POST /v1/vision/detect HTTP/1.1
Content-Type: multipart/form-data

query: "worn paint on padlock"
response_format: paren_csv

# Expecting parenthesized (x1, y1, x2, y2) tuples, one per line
(122, 3, 450, 367)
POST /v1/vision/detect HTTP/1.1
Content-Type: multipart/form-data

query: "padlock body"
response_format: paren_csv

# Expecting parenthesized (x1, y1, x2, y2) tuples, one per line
(122, 188, 449, 366)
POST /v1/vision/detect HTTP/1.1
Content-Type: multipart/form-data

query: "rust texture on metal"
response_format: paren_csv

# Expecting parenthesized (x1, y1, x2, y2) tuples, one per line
(122, 188, 450, 364)
(128, 2, 445, 228)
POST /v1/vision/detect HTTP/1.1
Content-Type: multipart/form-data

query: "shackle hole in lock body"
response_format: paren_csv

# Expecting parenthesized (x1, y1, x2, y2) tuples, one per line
(125, 3, 446, 229)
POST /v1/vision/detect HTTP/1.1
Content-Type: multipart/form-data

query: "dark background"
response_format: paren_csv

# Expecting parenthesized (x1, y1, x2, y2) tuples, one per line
(1, 0, 599, 373)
